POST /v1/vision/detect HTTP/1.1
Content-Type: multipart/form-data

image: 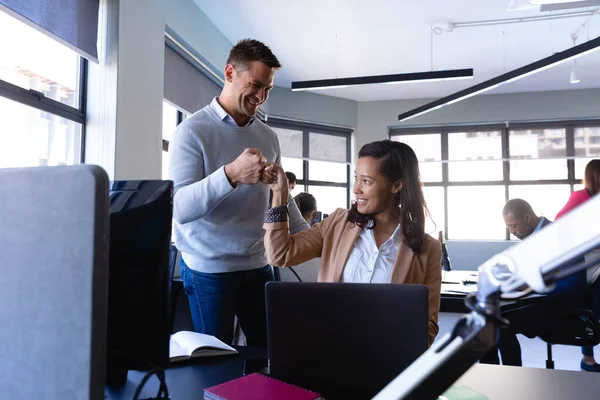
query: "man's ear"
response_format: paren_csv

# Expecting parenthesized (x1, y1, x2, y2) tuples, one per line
(523, 214, 531, 224)
(392, 180, 403, 194)
(224, 64, 235, 83)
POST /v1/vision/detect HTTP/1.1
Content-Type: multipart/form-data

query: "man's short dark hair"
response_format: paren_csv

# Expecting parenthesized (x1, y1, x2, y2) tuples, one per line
(285, 171, 297, 184)
(227, 39, 281, 70)
(503, 198, 535, 220)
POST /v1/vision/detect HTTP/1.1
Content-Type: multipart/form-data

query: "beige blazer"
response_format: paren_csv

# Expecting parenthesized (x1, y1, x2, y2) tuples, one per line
(264, 208, 442, 345)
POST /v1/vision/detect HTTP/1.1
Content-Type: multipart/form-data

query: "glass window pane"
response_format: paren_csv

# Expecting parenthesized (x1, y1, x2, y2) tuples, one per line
(272, 127, 303, 159)
(574, 127, 600, 179)
(422, 186, 445, 237)
(162, 101, 179, 142)
(307, 186, 347, 216)
(0, 11, 81, 108)
(162, 150, 169, 180)
(391, 134, 442, 182)
(448, 131, 503, 181)
(509, 128, 567, 180)
(447, 186, 506, 239)
(309, 160, 347, 183)
(0, 97, 82, 168)
(281, 157, 303, 180)
(309, 132, 347, 163)
(511, 159, 568, 181)
(508, 185, 571, 221)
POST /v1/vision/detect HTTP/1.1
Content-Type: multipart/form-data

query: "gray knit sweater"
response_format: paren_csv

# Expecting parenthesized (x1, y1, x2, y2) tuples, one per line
(168, 103, 307, 273)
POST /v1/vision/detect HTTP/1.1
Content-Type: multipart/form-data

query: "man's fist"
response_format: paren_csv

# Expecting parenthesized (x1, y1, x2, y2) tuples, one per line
(224, 148, 267, 186)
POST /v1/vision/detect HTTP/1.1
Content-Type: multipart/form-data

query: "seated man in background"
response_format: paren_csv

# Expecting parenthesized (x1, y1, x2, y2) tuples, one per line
(293, 192, 318, 226)
(502, 198, 550, 240)
(481, 198, 587, 366)
(285, 171, 297, 192)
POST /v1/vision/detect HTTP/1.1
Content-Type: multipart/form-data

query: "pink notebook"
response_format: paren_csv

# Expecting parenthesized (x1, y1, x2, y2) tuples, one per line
(203, 373, 323, 400)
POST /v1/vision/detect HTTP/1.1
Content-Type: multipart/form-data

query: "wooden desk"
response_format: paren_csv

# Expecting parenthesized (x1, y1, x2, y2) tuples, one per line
(105, 347, 600, 400)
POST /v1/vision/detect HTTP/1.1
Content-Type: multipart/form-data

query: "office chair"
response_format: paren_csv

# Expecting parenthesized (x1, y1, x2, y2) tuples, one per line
(439, 231, 452, 272)
(538, 271, 600, 369)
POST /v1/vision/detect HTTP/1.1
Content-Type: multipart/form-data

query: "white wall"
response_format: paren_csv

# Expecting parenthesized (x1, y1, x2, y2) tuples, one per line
(356, 88, 600, 161)
(263, 87, 357, 128)
(86, 0, 165, 180)
(165, 0, 231, 78)
(165, 0, 357, 129)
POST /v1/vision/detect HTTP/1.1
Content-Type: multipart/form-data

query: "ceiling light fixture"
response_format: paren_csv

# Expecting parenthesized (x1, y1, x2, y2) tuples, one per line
(397, 36, 600, 122)
(290, 69, 474, 91)
(570, 63, 581, 83)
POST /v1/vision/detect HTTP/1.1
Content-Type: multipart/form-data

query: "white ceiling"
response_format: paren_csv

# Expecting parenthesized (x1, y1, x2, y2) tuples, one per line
(193, 0, 600, 102)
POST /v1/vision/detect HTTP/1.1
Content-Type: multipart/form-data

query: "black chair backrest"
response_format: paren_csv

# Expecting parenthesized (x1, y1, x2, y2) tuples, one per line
(439, 231, 452, 272)
(540, 308, 600, 347)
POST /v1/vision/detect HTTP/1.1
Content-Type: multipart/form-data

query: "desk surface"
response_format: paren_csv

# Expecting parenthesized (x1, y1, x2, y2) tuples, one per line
(105, 347, 600, 400)
(441, 270, 478, 313)
(456, 363, 600, 399)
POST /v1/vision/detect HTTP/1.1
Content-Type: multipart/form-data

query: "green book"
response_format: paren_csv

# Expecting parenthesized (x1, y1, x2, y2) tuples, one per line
(438, 385, 488, 400)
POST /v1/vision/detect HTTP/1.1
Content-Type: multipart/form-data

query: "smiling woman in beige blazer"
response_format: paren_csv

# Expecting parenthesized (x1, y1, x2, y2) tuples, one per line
(262, 140, 442, 345)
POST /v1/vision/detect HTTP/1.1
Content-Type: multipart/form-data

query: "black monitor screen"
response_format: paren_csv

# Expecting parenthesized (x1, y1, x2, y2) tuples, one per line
(106, 180, 173, 386)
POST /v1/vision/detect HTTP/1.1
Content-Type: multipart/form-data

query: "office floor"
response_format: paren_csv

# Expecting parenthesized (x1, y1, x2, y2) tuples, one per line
(438, 313, 600, 372)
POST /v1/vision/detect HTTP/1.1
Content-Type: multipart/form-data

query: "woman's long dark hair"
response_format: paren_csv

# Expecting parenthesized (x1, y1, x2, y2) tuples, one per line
(584, 159, 600, 196)
(348, 140, 428, 253)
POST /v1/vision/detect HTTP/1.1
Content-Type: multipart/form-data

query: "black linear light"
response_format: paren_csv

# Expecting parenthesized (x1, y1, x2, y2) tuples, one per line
(398, 35, 600, 122)
(291, 69, 474, 91)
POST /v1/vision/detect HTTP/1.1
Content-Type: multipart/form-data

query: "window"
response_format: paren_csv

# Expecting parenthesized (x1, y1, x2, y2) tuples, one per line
(391, 121, 599, 240)
(574, 127, 600, 179)
(395, 134, 442, 182)
(161, 37, 221, 179)
(270, 120, 352, 215)
(422, 186, 445, 237)
(447, 186, 506, 240)
(448, 131, 503, 182)
(509, 128, 568, 180)
(0, 10, 86, 168)
(275, 127, 303, 182)
(508, 185, 570, 220)
(162, 101, 185, 179)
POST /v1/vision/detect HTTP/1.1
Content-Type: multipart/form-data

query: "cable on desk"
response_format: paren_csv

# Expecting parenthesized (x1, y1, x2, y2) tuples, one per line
(109, 351, 170, 400)
(288, 266, 303, 282)
(132, 367, 169, 400)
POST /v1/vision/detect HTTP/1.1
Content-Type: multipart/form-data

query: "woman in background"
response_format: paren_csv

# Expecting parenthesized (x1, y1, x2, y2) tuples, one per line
(555, 159, 600, 372)
(556, 159, 599, 219)
(293, 192, 318, 226)
(262, 140, 441, 345)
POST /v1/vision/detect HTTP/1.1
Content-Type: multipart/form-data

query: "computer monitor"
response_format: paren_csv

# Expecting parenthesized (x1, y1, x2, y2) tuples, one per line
(105, 180, 173, 386)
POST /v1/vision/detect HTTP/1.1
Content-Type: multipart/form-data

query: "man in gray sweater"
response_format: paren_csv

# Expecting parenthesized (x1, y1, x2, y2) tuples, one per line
(168, 39, 307, 346)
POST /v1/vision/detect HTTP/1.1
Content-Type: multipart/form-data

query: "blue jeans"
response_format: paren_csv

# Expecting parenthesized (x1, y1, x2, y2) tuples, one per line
(180, 259, 273, 346)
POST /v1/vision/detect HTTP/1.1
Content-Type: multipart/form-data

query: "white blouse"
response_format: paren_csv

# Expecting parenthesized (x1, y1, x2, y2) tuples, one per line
(341, 224, 402, 284)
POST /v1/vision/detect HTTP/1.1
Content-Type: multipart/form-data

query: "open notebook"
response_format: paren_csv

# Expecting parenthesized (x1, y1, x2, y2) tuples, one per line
(170, 331, 238, 362)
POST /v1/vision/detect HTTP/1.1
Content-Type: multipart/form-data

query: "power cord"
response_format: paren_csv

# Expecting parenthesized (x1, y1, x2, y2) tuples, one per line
(109, 351, 170, 400)
(288, 266, 303, 282)
(132, 367, 169, 400)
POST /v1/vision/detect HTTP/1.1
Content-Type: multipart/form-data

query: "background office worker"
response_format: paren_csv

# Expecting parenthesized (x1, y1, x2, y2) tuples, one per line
(169, 39, 307, 346)
(481, 199, 587, 366)
(293, 192, 318, 226)
(555, 159, 600, 372)
(262, 140, 442, 345)
(285, 171, 297, 192)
